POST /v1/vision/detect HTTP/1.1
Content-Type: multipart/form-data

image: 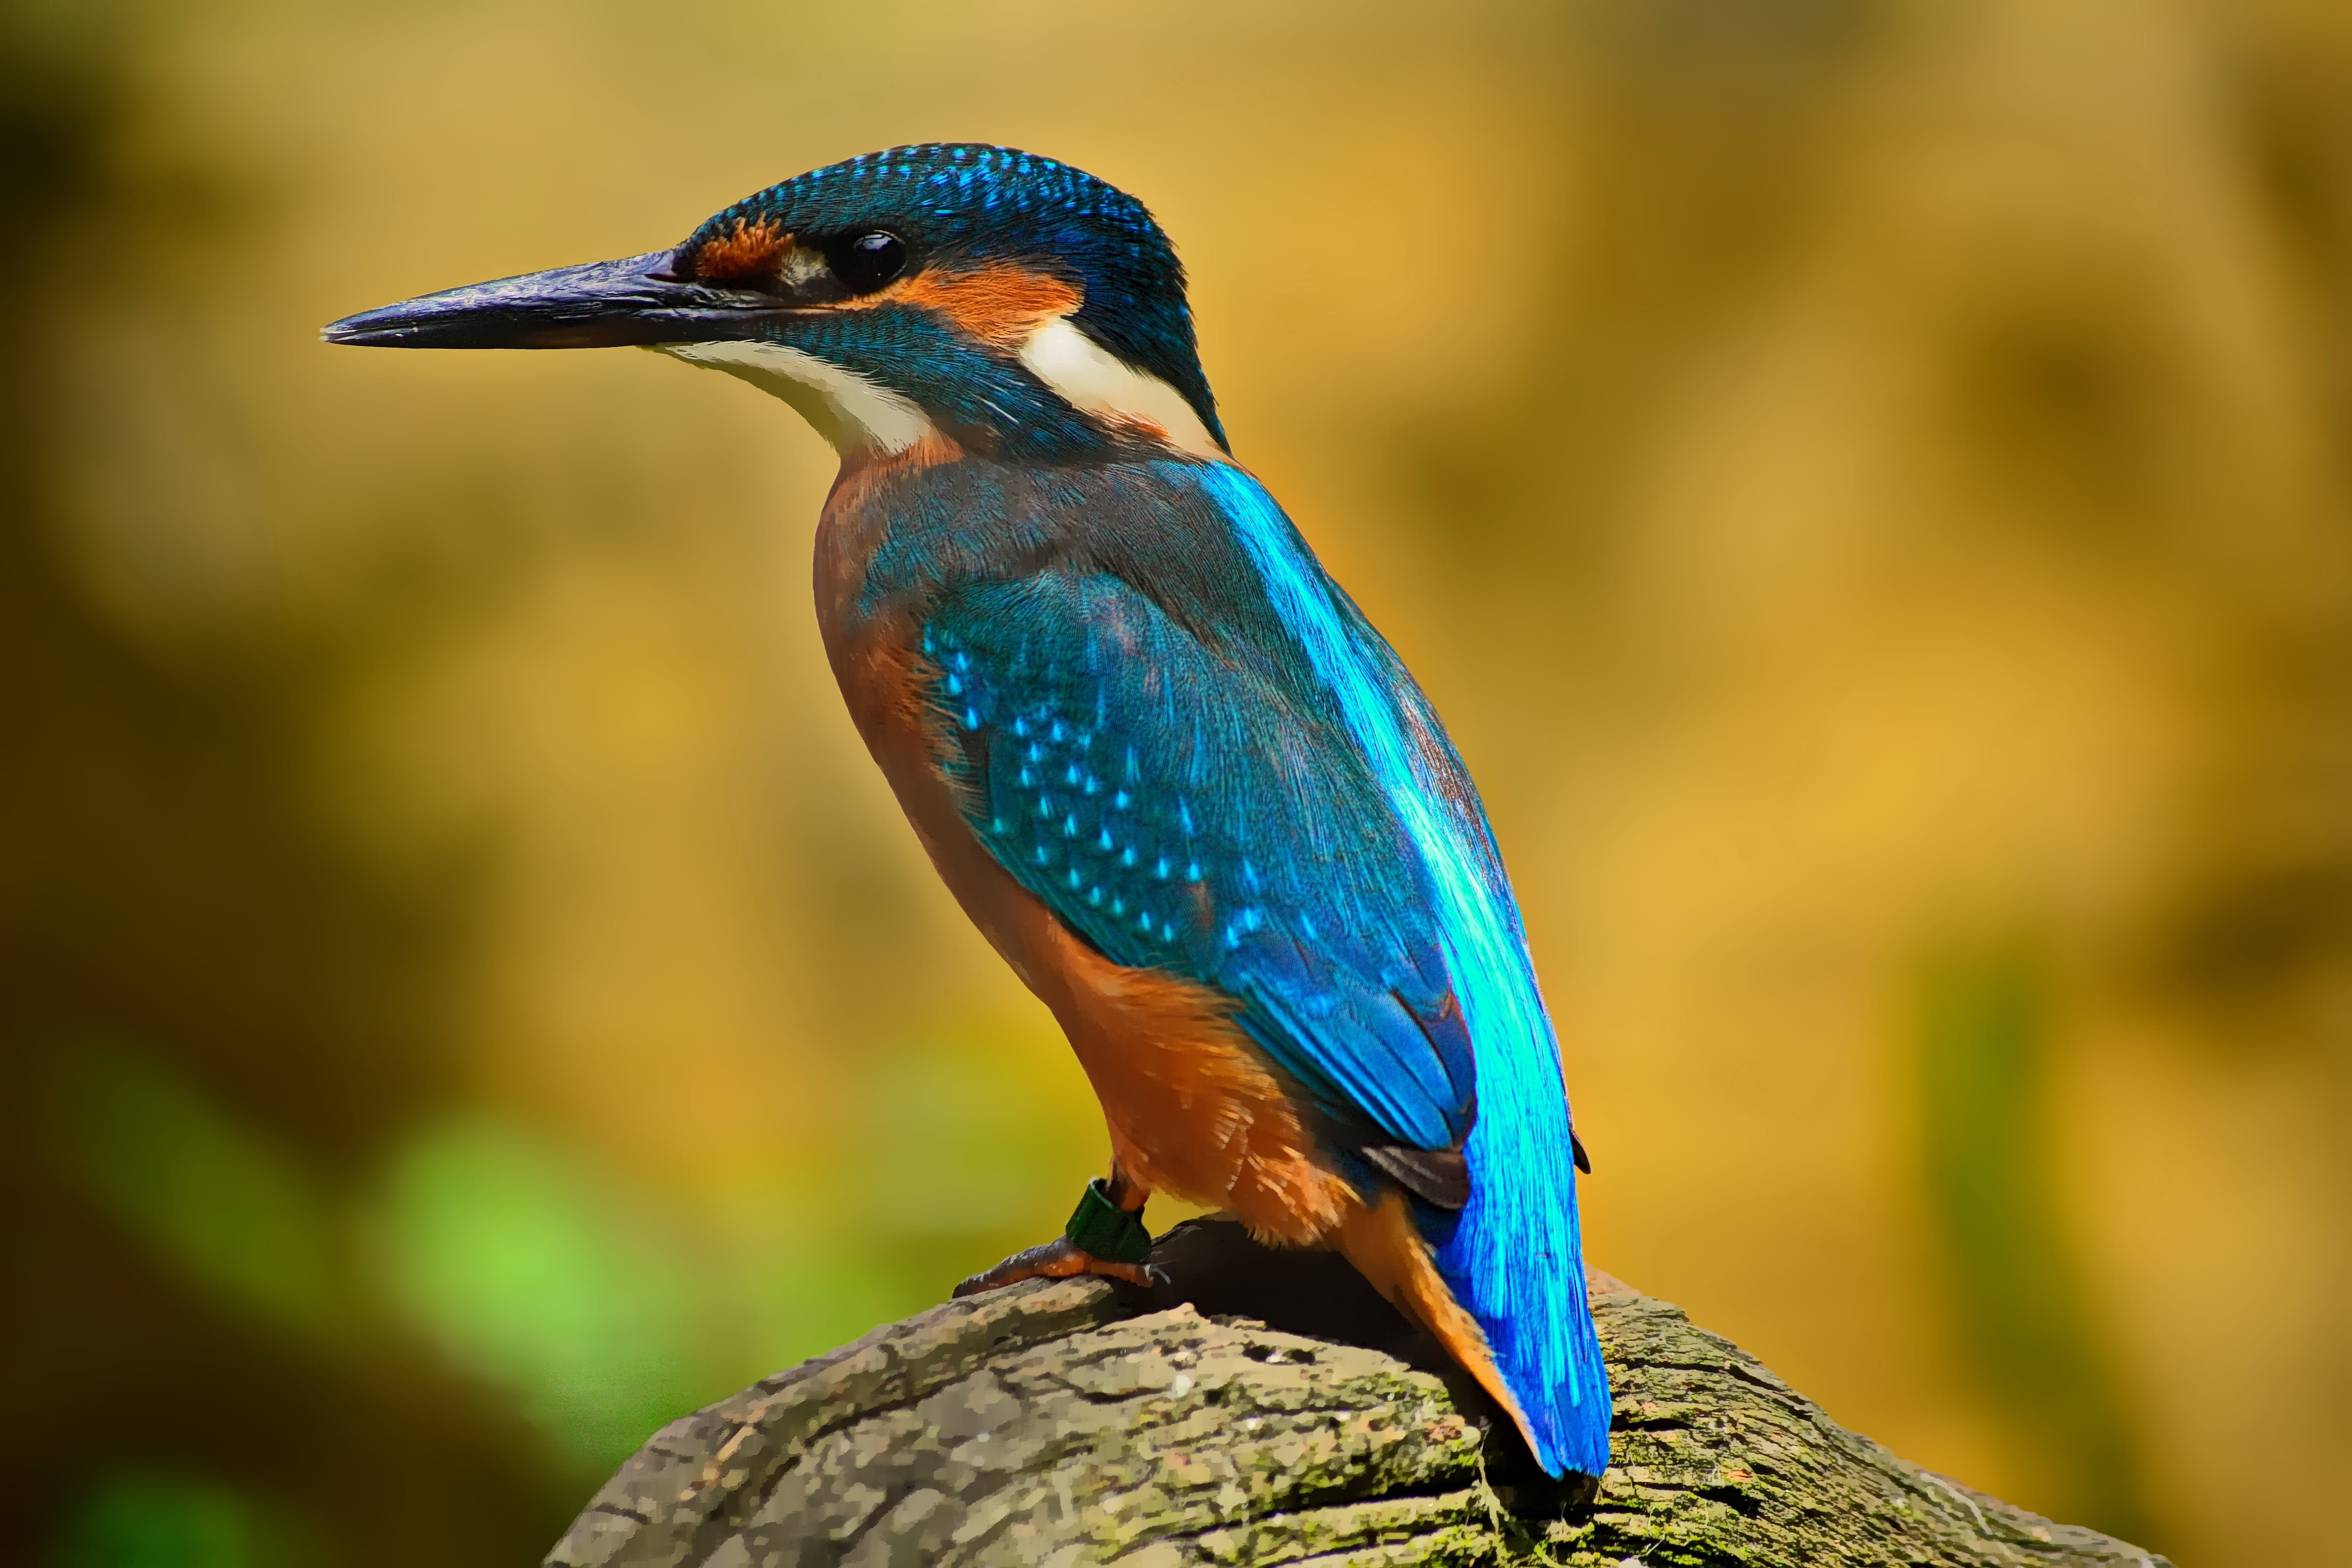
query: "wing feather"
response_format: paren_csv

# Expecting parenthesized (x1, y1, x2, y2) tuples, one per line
(923, 569, 1476, 1156)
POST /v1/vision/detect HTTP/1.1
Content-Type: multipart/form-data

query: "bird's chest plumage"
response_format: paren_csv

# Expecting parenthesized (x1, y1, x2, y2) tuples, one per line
(808, 451, 999, 955)
(811, 450, 1039, 977)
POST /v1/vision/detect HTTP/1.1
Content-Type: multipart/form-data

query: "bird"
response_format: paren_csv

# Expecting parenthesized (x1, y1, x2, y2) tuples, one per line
(324, 142, 1610, 1482)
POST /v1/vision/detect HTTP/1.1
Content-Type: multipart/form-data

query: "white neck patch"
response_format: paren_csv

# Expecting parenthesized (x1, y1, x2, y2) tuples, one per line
(1018, 317, 1224, 460)
(654, 340, 933, 458)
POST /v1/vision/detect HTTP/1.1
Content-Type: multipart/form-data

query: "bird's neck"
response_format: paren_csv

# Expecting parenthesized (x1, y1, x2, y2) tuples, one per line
(658, 316, 1222, 466)
(1013, 320, 1222, 461)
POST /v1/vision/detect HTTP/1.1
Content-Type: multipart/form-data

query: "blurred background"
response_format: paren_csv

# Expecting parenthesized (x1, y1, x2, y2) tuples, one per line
(4, 0, 2347, 1563)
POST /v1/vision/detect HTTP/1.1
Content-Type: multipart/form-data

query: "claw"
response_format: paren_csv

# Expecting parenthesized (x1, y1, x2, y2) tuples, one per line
(952, 1237, 1161, 1298)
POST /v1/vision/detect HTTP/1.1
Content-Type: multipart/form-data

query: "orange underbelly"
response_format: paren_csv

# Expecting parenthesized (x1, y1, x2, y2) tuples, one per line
(1028, 913, 1355, 1245)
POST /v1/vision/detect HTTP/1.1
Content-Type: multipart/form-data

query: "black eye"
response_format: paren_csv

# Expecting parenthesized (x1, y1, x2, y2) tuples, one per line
(828, 230, 906, 293)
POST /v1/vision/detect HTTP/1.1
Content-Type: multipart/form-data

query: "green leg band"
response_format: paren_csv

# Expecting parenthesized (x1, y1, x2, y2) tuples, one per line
(1064, 1178, 1152, 1264)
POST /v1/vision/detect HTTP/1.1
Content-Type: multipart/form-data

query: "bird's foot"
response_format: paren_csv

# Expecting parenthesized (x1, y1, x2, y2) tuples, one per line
(951, 1175, 1161, 1298)
(951, 1236, 1159, 1297)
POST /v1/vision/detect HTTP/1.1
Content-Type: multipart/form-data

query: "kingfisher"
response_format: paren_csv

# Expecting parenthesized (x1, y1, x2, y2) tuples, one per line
(325, 143, 1610, 1481)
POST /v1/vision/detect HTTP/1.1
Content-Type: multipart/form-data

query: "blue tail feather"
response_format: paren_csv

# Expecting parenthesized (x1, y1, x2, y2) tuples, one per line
(1195, 461, 1612, 1478)
(1426, 1100, 1609, 1478)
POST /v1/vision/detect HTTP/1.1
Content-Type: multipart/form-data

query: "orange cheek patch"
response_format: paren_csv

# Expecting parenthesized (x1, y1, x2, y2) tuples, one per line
(894, 264, 1082, 349)
(694, 217, 792, 283)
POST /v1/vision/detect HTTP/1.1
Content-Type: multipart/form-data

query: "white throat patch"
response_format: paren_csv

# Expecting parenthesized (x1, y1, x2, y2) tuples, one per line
(654, 340, 933, 457)
(1017, 317, 1223, 460)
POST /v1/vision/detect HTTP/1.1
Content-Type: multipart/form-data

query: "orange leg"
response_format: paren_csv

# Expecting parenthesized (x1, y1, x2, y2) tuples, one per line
(952, 1164, 1161, 1296)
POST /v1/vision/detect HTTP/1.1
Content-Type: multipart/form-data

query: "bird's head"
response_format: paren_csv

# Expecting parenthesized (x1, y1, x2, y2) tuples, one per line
(324, 143, 1226, 465)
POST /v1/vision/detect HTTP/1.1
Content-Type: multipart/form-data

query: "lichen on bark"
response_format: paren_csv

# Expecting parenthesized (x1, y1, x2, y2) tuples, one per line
(546, 1219, 2170, 1568)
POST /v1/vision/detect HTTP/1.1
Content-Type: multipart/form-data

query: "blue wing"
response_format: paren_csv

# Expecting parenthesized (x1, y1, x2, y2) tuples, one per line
(922, 566, 1476, 1156)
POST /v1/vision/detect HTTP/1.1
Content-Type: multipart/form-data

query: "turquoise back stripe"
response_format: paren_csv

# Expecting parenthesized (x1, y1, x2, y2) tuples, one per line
(1196, 460, 1610, 1478)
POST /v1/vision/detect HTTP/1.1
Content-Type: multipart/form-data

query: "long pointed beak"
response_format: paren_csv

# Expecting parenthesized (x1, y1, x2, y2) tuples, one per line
(321, 250, 788, 349)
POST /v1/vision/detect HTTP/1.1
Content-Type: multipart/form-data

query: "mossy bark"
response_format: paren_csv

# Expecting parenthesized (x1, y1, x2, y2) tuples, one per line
(546, 1220, 2170, 1568)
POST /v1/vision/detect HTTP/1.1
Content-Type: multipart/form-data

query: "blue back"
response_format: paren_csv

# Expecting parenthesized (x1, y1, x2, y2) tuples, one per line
(853, 453, 1610, 1478)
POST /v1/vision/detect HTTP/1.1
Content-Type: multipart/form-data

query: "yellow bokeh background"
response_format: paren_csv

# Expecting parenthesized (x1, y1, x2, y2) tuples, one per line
(6, 2, 2348, 1564)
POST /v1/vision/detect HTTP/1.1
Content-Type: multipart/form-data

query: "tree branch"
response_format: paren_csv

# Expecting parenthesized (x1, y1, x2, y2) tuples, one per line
(546, 1217, 2171, 1567)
